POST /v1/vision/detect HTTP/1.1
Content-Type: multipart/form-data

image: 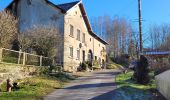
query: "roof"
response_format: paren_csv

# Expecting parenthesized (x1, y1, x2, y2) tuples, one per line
(0, 0, 13, 11)
(57, 1, 80, 12)
(47, 0, 108, 44)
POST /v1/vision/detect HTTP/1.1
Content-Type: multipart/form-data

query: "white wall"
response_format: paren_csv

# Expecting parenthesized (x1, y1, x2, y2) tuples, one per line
(155, 70, 170, 100)
(63, 4, 106, 71)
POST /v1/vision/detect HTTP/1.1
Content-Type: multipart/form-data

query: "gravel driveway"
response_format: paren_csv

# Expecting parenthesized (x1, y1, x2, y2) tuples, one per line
(44, 70, 120, 100)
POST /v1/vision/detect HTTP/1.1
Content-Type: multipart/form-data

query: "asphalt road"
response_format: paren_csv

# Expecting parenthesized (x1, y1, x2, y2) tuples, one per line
(44, 70, 120, 100)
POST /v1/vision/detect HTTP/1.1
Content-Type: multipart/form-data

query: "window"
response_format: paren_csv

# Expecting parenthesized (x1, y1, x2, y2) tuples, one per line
(77, 49, 80, 60)
(90, 38, 91, 42)
(70, 24, 74, 37)
(69, 47, 73, 58)
(77, 29, 80, 41)
(82, 33, 85, 43)
(99, 44, 100, 47)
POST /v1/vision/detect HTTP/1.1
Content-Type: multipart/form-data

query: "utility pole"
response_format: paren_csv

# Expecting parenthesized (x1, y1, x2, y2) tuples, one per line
(138, 0, 143, 54)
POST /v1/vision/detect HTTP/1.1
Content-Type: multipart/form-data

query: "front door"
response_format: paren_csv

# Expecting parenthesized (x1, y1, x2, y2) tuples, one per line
(82, 50, 85, 62)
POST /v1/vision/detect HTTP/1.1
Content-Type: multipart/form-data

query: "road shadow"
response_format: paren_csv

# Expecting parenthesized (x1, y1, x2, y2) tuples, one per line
(64, 82, 116, 90)
(94, 71, 121, 76)
(89, 86, 167, 100)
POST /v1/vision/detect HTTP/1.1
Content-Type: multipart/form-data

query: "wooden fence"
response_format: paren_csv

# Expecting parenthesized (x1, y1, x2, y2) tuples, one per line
(0, 48, 51, 66)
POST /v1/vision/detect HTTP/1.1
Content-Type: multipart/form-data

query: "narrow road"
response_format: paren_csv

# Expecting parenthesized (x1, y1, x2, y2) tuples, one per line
(45, 70, 120, 100)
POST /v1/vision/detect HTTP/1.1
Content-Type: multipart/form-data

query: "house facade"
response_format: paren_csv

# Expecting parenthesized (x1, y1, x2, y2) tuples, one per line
(4, 0, 108, 71)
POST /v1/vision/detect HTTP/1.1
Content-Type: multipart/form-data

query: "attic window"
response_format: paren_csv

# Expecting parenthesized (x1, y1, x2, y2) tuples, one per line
(27, 0, 32, 5)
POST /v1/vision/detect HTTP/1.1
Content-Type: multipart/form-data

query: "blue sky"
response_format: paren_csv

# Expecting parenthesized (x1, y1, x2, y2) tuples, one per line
(1, 0, 170, 47)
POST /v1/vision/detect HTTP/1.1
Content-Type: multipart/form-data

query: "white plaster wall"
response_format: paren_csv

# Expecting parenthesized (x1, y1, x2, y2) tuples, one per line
(17, 0, 64, 33)
(63, 4, 106, 71)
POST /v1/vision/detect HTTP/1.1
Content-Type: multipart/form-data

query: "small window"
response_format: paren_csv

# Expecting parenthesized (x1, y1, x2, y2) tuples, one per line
(69, 47, 73, 58)
(90, 38, 91, 42)
(77, 29, 80, 41)
(99, 44, 100, 47)
(82, 33, 85, 43)
(77, 49, 80, 60)
(70, 24, 74, 37)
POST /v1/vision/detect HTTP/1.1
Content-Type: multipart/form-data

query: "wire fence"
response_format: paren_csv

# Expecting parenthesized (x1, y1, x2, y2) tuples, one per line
(0, 48, 51, 66)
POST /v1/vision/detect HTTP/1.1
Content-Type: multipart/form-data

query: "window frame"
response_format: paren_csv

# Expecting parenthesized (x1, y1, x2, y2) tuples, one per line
(77, 49, 80, 60)
(69, 46, 73, 58)
(82, 33, 85, 43)
(69, 24, 74, 37)
(77, 29, 81, 41)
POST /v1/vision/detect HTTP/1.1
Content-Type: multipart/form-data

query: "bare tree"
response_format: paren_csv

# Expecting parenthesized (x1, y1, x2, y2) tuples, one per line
(18, 26, 63, 59)
(91, 16, 134, 58)
(149, 24, 170, 51)
(0, 11, 18, 48)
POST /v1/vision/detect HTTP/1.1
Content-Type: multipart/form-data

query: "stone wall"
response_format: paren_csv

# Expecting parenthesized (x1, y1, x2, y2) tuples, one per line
(0, 63, 44, 85)
(155, 70, 170, 100)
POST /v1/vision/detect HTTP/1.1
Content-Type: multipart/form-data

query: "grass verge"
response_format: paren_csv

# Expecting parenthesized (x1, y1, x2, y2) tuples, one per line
(0, 72, 75, 100)
(115, 71, 156, 100)
(107, 63, 123, 69)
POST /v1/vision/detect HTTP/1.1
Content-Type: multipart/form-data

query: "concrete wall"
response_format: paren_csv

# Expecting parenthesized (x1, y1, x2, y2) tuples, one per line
(63, 5, 106, 71)
(155, 70, 170, 100)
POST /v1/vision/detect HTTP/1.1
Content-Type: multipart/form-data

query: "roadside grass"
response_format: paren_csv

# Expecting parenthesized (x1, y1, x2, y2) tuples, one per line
(0, 72, 75, 100)
(115, 71, 156, 99)
(107, 63, 123, 69)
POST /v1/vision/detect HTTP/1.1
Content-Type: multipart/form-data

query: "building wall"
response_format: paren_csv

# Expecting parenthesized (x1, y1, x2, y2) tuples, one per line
(14, 0, 106, 71)
(16, 0, 65, 64)
(63, 5, 106, 71)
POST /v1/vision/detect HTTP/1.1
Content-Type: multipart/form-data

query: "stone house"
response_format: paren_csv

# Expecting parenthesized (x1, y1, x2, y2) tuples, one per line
(2, 0, 108, 71)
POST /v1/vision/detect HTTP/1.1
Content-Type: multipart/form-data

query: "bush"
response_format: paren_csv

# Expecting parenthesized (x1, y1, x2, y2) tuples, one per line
(93, 60, 101, 70)
(110, 54, 130, 67)
(133, 55, 150, 84)
(49, 65, 62, 73)
(81, 62, 88, 71)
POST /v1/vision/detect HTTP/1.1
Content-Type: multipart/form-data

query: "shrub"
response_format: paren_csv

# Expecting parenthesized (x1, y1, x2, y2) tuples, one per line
(81, 62, 88, 71)
(133, 55, 150, 84)
(111, 54, 130, 68)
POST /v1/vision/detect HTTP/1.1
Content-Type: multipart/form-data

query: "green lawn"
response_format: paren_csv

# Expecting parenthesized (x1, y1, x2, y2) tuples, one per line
(115, 71, 156, 100)
(107, 63, 123, 69)
(0, 72, 75, 100)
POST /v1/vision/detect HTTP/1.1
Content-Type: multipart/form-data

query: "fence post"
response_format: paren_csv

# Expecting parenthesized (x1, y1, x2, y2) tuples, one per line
(18, 49, 22, 64)
(0, 48, 3, 62)
(23, 52, 26, 65)
(40, 56, 42, 66)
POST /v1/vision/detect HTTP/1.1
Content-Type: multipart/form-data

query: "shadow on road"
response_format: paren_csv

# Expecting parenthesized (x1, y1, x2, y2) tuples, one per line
(65, 82, 116, 90)
(94, 71, 121, 76)
(89, 86, 167, 100)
